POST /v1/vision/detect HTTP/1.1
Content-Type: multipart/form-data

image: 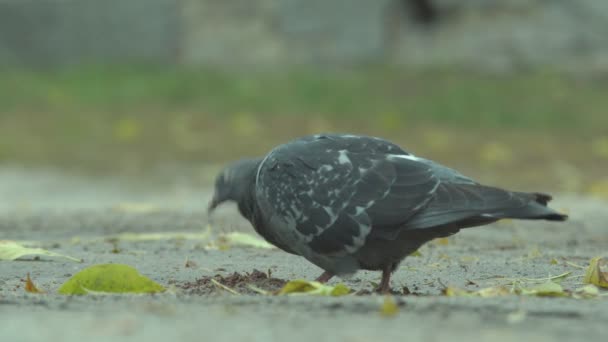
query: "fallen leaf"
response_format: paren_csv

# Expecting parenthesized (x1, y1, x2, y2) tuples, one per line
(379, 296, 399, 317)
(444, 286, 511, 297)
(215, 232, 274, 249)
(409, 250, 422, 257)
(519, 281, 566, 297)
(25, 273, 45, 294)
(278, 280, 350, 296)
(58, 264, 165, 295)
(583, 257, 608, 288)
(550, 258, 559, 265)
(526, 246, 543, 259)
(573, 284, 601, 299)
(434, 238, 449, 246)
(0, 240, 81, 262)
(476, 286, 512, 297)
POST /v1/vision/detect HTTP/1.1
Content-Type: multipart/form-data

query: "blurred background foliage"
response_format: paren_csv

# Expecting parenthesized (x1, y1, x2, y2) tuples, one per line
(1, 0, 608, 197)
(1, 65, 606, 196)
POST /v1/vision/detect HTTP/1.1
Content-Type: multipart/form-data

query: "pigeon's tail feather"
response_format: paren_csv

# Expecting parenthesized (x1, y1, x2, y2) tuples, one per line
(406, 185, 568, 230)
(485, 192, 568, 222)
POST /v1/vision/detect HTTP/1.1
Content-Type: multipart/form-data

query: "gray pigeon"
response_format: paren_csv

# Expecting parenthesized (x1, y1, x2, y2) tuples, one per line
(208, 133, 567, 293)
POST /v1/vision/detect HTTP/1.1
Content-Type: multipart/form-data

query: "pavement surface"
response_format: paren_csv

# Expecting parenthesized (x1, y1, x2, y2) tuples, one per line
(0, 167, 606, 342)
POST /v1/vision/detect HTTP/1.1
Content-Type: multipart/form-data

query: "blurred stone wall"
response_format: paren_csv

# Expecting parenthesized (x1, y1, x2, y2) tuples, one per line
(0, 0, 178, 66)
(1, 0, 607, 72)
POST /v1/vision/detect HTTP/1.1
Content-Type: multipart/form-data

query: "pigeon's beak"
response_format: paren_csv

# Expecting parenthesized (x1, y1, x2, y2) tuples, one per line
(207, 195, 220, 214)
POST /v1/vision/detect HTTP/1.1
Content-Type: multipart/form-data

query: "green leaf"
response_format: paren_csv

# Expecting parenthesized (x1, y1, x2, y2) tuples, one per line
(278, 280, 350, 296)
(0, 240, 81, 262)
(58, 264, 165, 295)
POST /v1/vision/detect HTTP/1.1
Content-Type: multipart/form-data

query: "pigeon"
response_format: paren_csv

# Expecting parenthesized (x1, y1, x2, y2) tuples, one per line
(208, 133, 567, 293)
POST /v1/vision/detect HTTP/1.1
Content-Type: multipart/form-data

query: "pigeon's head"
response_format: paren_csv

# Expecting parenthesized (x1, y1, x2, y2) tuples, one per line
(208, 158, 262, 213)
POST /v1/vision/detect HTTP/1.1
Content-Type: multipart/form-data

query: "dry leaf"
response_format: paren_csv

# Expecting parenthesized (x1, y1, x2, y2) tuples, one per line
(0, 240, 81, 262)
(444, 286, 511, 297)
(573, 284, 600, 299)
(583, 257, 608, 288)
(434, 238, 449, 246)
(25, 273, 45, 294)
(519, 281, 566, 297)
(278, 280, 350, 296)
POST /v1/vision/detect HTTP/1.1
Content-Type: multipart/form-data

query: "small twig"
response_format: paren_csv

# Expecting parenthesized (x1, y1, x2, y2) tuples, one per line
(247, 284, 270, 295)
(565, 261, 586, 269)
(211, 279, 240, 295)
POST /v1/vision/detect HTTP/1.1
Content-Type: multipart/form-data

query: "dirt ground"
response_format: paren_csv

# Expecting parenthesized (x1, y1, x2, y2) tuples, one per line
(0, 167, 606, 342)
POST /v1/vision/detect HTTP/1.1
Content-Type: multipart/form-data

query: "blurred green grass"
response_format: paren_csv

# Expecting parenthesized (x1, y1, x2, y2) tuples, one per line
(1, 65, 605, 129)
(0, 65, 606, 193)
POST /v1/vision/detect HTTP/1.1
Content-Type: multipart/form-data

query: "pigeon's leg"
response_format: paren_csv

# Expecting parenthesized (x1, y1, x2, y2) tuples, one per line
(376, 265, 393, 294)
(315, 271, 334, 283)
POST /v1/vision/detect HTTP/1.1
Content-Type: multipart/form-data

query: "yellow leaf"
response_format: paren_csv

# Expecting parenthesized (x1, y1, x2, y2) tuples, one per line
(526, 246, 543, 259)
(591, 137, 608, 159)
(0, 240, 81, 262)
(278, 280, 350, 296)
(379, 296, 399, 317)
(231, 112, 260, 137)
(583, 257, 608, 288)
(588, 180, 608, 199)
(519, 281, 566, 297)
(444, 286, 510, 297)
(58, 264, 165, 295)
(409, 250, 422, 257)
(476, 286, 511, 297)
(444, 286, 475, 297)
(216, 232, 275, 249)
(25, 273, 45, 294)
(479, 142, 513, 165)
(550, 258, 559, 265)
(114, 118, 141, 142)
(434, 237, 449, 246)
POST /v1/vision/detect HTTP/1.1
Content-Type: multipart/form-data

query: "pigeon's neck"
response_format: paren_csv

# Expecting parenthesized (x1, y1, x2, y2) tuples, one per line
(236, 167, 262, 227)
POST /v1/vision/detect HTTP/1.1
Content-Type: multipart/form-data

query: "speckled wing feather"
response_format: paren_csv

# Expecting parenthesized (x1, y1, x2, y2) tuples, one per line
(255, 134, 439, 256)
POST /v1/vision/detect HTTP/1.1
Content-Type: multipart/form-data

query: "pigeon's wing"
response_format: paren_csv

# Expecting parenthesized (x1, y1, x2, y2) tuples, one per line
(255, 135, 439, 256)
